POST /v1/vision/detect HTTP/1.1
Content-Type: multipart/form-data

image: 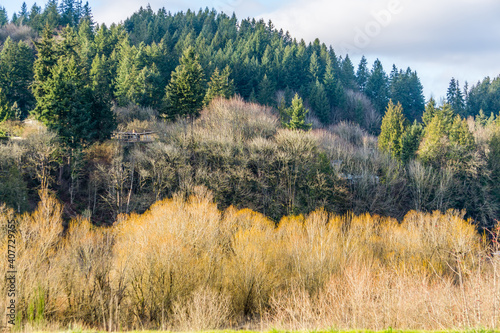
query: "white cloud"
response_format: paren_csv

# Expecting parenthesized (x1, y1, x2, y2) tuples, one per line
(258, 0, 500, 98)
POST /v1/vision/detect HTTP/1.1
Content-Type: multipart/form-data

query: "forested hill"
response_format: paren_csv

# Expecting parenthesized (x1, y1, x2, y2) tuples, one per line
(1, 1, 500, 229)
(0, 1, 428, 132)
(1, 2, 498, 130)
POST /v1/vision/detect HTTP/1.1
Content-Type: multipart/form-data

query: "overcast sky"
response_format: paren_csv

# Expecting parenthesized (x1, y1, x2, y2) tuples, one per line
(5, 0, 500, 100)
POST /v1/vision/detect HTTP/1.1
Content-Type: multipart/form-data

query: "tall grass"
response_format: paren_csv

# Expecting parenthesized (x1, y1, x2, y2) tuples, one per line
(1, 189, 499, 331)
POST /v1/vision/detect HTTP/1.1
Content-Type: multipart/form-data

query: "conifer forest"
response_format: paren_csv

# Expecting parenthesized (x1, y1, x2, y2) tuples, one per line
(1, 1, 500, 331)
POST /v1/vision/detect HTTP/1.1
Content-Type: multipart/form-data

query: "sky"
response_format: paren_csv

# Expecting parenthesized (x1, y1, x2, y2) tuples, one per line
(4, 0, 500, 100)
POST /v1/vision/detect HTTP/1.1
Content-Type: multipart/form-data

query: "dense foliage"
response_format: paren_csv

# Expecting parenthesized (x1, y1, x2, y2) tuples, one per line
(0, 0, 500, 228)
(2, 1, 500, 331)
(1, 190, 498, 331)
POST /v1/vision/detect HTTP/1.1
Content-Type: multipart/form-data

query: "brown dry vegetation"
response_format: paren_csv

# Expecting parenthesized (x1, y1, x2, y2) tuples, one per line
(1, 188, 500, 331)
(2, 97, 499, 227)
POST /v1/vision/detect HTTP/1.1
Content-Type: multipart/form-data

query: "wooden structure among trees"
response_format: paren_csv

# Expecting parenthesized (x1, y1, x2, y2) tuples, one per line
(112, 131, 156, 143)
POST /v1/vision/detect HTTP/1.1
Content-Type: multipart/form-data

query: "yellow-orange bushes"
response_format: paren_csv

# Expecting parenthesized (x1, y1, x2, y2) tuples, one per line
(14, 192, 64, 326)
(114, 189, 226, 327)
(221, 207, 278, 316)
(55, 218, 116, 329)
(0, 189, 493, 331)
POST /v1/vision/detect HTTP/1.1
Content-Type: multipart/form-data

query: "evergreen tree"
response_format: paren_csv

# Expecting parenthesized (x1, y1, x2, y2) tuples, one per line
(114, 36, 137, 105)
(10, 102, 21, 120)
(59, 0, 78, 26)
(0, 38, 35, 118)
(422, 97, 438, 126)
(365, 59, 389, 115)
(309, 80, 330, 124)
(0, 7, 8, 27)
(42, 56, 92, 146)
(0, 88, 13, 122)
(18, 2, 29, 25)
(390, 68, 425, 121)
(32, 25, 58, 120)
(389, 64, 399, 83)
(204, 65, 234, 105)
(28, 3, 43, 32)
(11, 13, 18, 26)
(400, 120, 423, 163)
(418, 114, 447, 166)
(89, 54, 115, 141)
(80, 1, 93, 27)
(418, 103, 468, 167)
(41, 0, 61, 30)
(489, 132, 500, 206)
(32, 25, 96, 146)
(340, 54, 357, 90)
(163, 46, 206, 120)
(136, 63, 163, 108)
(309, 52, 320, 81)
(449, 115, 474, 149)
(475, 109, 489, 127)
(447, 77, 466, 116)
(433, 103, 455, 133)
(323, 54, 345, 108)
(257, 74, 275, 106)
(284, 93, 311, 130)
(378, 100, 406, 159)
(77, 18, 96, 68)
(356, 55, 369, 92)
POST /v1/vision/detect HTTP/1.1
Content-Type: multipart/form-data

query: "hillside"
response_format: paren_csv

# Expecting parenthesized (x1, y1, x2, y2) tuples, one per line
(1, 2, 500, 330)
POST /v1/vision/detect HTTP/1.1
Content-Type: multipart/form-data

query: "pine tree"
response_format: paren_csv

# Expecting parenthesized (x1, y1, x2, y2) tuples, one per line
(28, 3, 43, 32)
(285, 93, 311, 130)
(18, 2, 29, 25)
(340, 54, 357, 91)
(136, 63, 163, 108)
(163, 46, 206, 120)
(309, 80, 330, 124)
(77, 18, 96, 67)
(422, 97, 438, 126)
(43, 56, 91, 146)
(323, 54, 345, 108)
(488, 132, 500, 205)
(418, 104, 461, 167)
(41, 0, 61, 30)
(378, 100, 406, 159)
(476, 109, 488, 127)
(33, 25, 94, 146)
(81, 1, 93, 27)
(390, 68, 425, 121)
(0, 38, 35, 118)
(356, 55, 369, 92)
(0, 7, 8, 27)
(11, 13, 18, 26)
(309, 52, 320, 81)
(449, 115, 474, 149)
(447, 77, 465, 116)
(365, 59, 389, 114)
(114, 37, 138, 106)
(89, 54, 115, 141)
(204, 66, 234, 105)
(32, 25, 58, 121)
(59, 0, 78, 26)
(434, 103, 455, 133)
(257, 74, 275, 106)
(0, 88, 13, 122)
(400, 120, 423, 163)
